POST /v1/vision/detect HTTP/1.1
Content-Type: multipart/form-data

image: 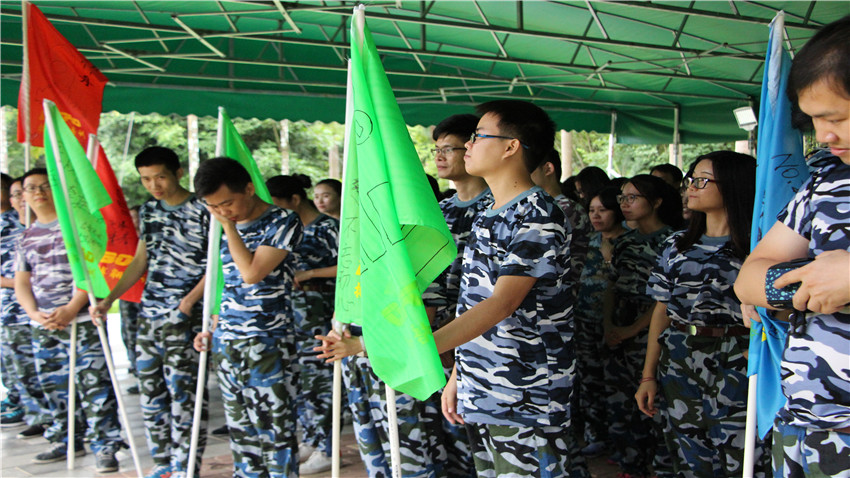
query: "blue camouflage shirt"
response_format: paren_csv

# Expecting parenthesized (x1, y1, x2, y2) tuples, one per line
(455, 187, 575, 427)
(294, 213, 339, 281)
(423, 188, 493, 324)
(648, 232, 743, 327)
(776, 154, 850, 430)
(217, 204, 302, 340)
(611, 225, 674, 326)
(139, 195, 209, 325)
(554, 194, 591, 295)
(16, 220, 77, 317)
(1, 210, 24, 325)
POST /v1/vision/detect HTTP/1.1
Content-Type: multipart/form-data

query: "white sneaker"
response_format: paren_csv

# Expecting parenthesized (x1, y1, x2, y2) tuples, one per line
(298, 443, 315, 464)
(300, 450, 332, 475)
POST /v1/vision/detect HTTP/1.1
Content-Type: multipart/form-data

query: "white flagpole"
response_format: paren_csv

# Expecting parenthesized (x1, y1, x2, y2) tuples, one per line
(43, 102, 143, 477)
(186, 108, 224, 478)
(21, 0, 32, 227)
(743, 372, 758, 477)
(385, 385, 402, 478)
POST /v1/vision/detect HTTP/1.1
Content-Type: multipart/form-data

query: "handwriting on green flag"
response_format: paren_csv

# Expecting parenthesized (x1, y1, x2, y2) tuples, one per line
(334, 17, 456, 400)
(43, 101, 111, 297)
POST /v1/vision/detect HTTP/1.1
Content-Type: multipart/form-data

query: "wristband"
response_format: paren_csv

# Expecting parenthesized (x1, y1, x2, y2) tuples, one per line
(639, 377, 656, 384)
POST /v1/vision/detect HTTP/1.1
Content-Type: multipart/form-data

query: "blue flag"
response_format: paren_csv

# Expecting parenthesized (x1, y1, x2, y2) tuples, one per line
(747, 11, 809, 439)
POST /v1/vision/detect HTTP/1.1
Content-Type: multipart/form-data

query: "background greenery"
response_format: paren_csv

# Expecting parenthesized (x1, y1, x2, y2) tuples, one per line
(3, 107, 732, 205)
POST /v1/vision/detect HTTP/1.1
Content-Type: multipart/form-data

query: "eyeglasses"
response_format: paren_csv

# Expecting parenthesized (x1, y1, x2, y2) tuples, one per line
(23, 183, 51, 194)
(10, 192, 23, 198)
(682, 176, 718, 189)
(431, 147, 466, 156)
(616, 193, 645, 204)
(469, 133, 530, 150)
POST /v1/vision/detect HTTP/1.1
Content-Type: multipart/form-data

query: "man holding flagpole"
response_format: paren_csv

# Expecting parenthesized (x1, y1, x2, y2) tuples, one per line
(91, 146, 209, 478)
(15, 168, 122, 472)
(192, 157, 302, 478)
(735, 15, 850, 478)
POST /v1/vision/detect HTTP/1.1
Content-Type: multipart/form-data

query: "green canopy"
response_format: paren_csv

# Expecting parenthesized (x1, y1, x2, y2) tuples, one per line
(1, 1, 846, 143)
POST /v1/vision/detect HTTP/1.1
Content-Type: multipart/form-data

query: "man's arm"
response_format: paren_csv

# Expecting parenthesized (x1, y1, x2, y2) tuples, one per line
(221, 221, 289, 284)
(90, 240, 148, 318)
(0, 277, 15, 288)
(734, 221, 809, 309)
(432, 275, 537, 354)
(178, 275, 206, 315)
(15, 270, 48, 326)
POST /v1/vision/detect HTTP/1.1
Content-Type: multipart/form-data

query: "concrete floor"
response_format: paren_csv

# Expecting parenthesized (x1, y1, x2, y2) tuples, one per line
(0, 314, 620, 477)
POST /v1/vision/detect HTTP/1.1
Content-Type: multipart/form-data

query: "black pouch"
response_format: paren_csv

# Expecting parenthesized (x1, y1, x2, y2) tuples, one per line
(765, 258, 813, 309)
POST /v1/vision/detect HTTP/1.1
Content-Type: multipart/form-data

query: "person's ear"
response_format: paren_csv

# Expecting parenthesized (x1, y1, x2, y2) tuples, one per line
(175, 167, 184, 180)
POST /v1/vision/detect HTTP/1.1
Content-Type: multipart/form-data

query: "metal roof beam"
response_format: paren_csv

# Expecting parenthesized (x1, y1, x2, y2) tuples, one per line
(584, 0, 609, 39)
(606, 2, 822, 30)
(171, 15, 226, 58)
(131, 0, 169, 52)
(101, 44, 165, 72)
(271, 0, 302, 35)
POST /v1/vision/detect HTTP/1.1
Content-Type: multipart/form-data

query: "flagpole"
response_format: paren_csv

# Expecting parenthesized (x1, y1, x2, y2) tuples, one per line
(385, 385, 402, 478)
(187, 108, 225, 478)
(21, 0, 32, 226)
(43, 102, 143, 478)
(743, 371, 758, 476)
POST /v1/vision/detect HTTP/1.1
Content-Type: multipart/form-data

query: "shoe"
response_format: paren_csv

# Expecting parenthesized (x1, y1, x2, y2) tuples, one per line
(298, 443, 316, 464)
(0, 408, 25, 428)
(127, 385, 140, 395)
(144, 464, 172, 478)
(211, 424, 229, 435)
(33, 442, 86, 463)
(16, 424, 46, 439)
(300, 450, 332, 475)
(580, 441, 606, 457)
(95, 449, 119, 473)
(0, 397, 19, 415)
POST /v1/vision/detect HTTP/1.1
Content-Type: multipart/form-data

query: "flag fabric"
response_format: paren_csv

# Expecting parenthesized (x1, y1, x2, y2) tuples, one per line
(335, 12, 457, 400)
(42, 100, 111, 298)
(92, 145, 145, 302)
(207, 107, 273, 313)
(747, 11, 809, 439)
(18, 3, 107, 148)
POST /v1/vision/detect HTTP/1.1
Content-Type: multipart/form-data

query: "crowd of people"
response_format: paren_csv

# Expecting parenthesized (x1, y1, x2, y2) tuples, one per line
(0, 14, 847, 478)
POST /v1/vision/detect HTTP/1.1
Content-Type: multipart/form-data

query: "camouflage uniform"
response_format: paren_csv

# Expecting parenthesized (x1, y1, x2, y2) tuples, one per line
(17, 220, 122, 452)
(648, 232, 770, 477)
(554, 194, 591, 292)
(137, 195, 209, 474)
(1, 210, 49, 427)
(341, 352, 447, 478)
(214, 205, 302, 478)
(118, 299, 140, 379)
(422, 188, 492, 477)
(771, 154, 850, 477)
(291, 213, 338, 456)
(606, 225, 674, 477)
(454, 187, 587, 477)
(572, 232, 617, 446)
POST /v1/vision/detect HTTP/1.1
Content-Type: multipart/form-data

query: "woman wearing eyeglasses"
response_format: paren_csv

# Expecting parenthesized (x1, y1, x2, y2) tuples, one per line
(603, 174, 683, 478)
(635, 151, 771, 477)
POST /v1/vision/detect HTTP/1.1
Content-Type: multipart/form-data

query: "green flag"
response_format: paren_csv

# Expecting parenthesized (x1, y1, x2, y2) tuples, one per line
(42, 100, 111, 297)
(335, 14, 457, 400)
(208, 107, 273, 313)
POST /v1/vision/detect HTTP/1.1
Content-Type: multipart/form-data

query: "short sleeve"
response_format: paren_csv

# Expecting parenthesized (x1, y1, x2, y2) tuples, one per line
(317, 221, 339, 260)
(498, 209, 566, 280)
(647, 236, 677, 303)
(16, 243, 31, 273)
(778, 175, 815, 240)
(263, 211, 302, 252)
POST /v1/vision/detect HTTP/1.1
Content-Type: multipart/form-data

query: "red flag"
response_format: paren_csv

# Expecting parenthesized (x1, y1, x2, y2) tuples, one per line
(18, 3, 144, 302)
(93, 144, 145, 303)
(17, 3, 107, 148)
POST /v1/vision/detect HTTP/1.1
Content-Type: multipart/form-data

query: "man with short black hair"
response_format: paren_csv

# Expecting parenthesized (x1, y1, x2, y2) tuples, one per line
(16, 168, 122, 472)
(193, 157, 303, 478)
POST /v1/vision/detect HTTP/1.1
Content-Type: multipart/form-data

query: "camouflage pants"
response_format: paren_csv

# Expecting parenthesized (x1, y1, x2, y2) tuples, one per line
(213, 335, 298, 478)
(465, 422, 586, 478)
(659, 330, 770, 477)
(136, 310, 207, 473)
(574, 316, 607, 444)
(293, 290, 333, 454)
(0, 323, 49, 426)
(341, 355, 446, 478)
(31, 320, 122, 452)
(604, 333, 673, 477)
(119, 300, 140, 377)
(772, 420, 850, 478)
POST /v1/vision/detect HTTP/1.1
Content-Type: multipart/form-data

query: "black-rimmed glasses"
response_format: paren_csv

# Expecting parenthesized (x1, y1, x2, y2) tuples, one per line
(682, 176, 718, 189)
(23, 184, 51, 194)
(616, 193, 645, 204)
